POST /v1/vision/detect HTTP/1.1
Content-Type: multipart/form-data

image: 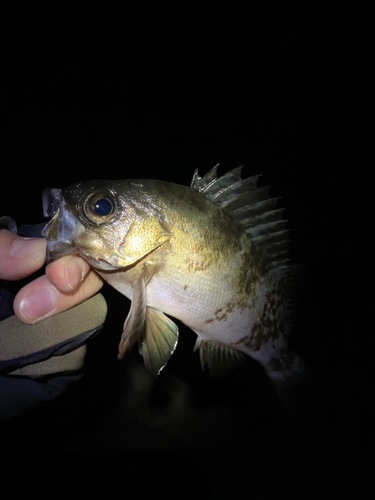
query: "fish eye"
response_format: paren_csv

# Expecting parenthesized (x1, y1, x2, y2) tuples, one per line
(83, 192, 117, 224)
(93, 198, 112, 216)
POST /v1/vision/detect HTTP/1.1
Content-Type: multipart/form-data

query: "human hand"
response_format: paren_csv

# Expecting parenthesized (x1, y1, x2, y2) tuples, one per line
(0, 226, 108, 420)
(0, 229, 103, 323)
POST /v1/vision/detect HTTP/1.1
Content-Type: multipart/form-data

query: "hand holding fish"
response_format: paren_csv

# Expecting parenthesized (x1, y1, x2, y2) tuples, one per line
(0, 229, 103, 323)
(0, 227, 107, 420)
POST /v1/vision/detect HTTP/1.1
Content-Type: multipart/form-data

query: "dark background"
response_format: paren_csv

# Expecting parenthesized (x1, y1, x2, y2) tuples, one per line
(1, 2, 373, 499)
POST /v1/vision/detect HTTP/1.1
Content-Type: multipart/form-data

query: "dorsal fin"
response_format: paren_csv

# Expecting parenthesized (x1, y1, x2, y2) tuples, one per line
(191, 165, 291, 273)
(191, 165, 302, 337)
(190, 164, 220, 191)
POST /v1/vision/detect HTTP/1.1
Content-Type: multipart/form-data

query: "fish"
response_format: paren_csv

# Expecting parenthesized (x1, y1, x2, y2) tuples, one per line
(42, 165, 304, 394)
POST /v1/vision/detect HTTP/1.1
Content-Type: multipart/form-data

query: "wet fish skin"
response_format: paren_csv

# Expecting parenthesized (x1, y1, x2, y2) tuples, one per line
(43, 166, 303, 391)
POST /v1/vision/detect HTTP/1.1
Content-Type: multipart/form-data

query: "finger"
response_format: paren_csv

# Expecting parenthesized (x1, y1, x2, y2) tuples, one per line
(13, 269, 104, 324)
(46, 255, 91, 293)
(0, 229, 46, 280)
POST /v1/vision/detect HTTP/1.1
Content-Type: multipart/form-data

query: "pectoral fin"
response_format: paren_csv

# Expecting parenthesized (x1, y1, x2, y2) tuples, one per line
(117, 263, 179, 376)
(194, 339, 247, 377)
(118, 265, 148, 359)
(139, 308, 179, 376)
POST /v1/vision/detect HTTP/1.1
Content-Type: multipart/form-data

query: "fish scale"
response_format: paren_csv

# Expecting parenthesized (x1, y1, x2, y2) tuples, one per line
(43, 165, 304, 399)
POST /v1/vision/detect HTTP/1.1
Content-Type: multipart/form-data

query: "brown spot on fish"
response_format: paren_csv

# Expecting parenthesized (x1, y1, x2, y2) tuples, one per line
(194, 242, 205, 254)
(185, 256, 211, 273)
(236, 282, 284, 352)
(233, 239, 261, 308)
(206, 301, 237, 323)
(244, 322, 265, 351)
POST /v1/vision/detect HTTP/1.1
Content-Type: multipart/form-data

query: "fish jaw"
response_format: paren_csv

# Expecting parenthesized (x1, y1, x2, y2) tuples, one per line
(42, 199, 85, 264)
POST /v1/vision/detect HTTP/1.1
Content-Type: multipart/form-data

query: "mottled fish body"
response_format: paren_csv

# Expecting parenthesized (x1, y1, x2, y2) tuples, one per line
(43, 165, 303, 391)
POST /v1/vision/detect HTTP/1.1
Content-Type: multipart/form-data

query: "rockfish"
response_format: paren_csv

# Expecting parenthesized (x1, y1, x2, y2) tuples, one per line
(42, 165, 303, 391)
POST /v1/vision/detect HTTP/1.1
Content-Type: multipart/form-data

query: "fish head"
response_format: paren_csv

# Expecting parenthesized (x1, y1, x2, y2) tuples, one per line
(42, 180, 172, 271)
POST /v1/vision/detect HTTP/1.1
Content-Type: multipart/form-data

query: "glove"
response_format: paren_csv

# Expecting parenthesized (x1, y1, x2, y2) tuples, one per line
(0, 218, 107, 420)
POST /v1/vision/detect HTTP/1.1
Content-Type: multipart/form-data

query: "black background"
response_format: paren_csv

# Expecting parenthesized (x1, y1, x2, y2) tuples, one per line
(1, 2, 374, 499)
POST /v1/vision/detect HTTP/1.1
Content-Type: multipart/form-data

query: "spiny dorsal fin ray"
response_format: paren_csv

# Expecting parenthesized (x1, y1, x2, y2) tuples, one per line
(241, 208, 286, 231)
(194, 338, 247, 377)
(232, 198, 282, 221)
(215, 175, 261, 205)
(252, 229, 290, 247)
(247, 220, 289, 238)
(191, 164, 220, 191)
(219, 184, 270, 211)
(205, 168, 255, 201)
(191, 166, 292, 273)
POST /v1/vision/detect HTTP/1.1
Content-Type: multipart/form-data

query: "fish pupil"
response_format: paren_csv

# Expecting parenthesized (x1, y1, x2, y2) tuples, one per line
(94, 198, 112, 216)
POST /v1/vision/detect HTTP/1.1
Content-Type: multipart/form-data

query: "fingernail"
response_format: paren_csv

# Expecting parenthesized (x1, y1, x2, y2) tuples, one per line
(19, 288, 57, 323)
(10, 237, 46, 259)
(64, 257, 86, 290)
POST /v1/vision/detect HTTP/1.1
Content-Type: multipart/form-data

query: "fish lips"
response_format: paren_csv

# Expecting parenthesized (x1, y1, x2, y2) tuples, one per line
(42, 190, 84, 264)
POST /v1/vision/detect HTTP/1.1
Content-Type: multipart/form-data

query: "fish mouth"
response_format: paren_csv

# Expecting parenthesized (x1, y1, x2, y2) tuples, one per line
(42, 188, 84, 264)
(44, 238, 81, 264)
(42, 187, 62, 219)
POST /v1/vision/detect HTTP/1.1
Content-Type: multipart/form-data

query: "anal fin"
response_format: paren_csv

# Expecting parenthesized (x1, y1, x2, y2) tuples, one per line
(194, 339, 247, 377)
